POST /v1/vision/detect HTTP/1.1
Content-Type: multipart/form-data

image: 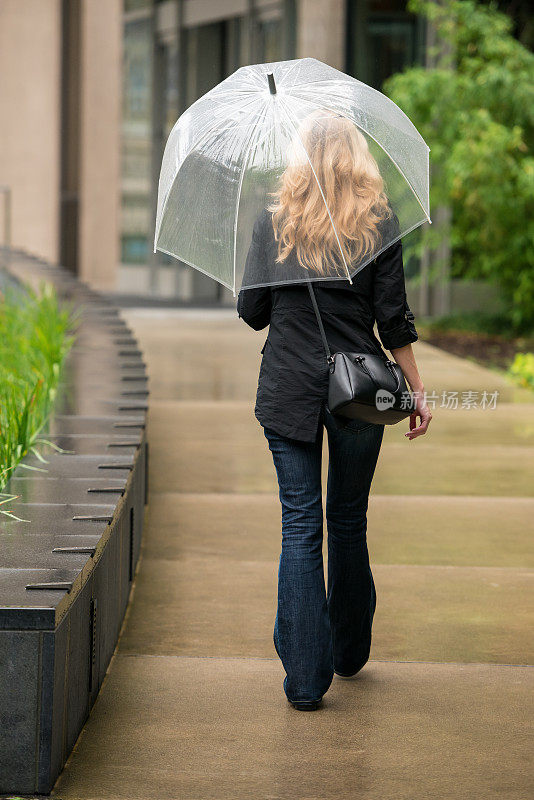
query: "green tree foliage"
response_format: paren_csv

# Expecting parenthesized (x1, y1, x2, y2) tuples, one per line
(383, 0, 534, 331)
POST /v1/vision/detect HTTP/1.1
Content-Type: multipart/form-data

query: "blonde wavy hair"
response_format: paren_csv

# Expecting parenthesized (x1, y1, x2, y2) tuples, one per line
(268, 109, 392, 276)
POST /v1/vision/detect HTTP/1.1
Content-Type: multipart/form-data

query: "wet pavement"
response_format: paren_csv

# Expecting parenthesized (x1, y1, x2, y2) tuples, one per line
(52, 309, 534, 800)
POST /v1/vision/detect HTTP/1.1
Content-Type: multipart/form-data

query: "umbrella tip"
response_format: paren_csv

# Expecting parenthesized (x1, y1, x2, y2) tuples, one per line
(267, 73, 277, 95)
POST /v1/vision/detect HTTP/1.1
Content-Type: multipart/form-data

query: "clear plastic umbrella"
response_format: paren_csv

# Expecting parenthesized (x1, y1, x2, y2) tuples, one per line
(154, 57, 431, 297)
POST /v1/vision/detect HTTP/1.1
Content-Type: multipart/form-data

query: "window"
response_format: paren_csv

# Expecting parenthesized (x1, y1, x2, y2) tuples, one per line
(346, 0, 425, 89)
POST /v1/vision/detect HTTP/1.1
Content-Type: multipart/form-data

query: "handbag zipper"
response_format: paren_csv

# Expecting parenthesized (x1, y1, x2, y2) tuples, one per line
(354, 355, 401, 394)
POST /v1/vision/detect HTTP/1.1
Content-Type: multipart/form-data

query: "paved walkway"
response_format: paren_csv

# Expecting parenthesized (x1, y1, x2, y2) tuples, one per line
(52, 309, 533, 800)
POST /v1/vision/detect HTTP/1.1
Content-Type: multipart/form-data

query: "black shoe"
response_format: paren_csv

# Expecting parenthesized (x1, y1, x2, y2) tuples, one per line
(334, 655, 369, 678)
(287, 697, 322, 711)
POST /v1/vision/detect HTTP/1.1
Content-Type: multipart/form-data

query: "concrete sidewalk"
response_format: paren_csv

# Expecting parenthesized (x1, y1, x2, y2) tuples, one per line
(52, 309, 533, 800)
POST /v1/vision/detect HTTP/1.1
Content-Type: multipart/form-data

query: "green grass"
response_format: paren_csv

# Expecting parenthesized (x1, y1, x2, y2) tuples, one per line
(0, 281, 79, 518)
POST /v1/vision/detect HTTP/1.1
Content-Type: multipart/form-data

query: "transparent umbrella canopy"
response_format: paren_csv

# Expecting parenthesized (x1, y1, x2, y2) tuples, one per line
(154, 57, 431, 297)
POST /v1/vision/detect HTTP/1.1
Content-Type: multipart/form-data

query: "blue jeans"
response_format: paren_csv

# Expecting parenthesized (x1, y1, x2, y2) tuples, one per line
(263, 404, 385, 704)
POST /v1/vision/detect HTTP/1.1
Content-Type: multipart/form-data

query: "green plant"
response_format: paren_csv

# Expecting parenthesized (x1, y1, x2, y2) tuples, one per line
(419, 309, 532, 337)
(508, 351, 534, 389)
(0, 281, 78, 517)
(384, 0, 534, 332)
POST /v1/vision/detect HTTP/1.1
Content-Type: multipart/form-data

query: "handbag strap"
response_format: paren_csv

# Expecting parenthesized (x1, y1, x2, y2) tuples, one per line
(307, 282, 332, 363)
(307, 281, 399, 388)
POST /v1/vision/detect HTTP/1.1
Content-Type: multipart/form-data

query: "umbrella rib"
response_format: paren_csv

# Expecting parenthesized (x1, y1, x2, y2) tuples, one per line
(154, 94, 263, 249)
(156, 246, 234, 291)
(274, 59, 306, 91)
(278, 96, 353, 284)
(231, 100, 271, 297)
(345, 215, 431, 283)
(288, 89, 431, 223)
(290, 80, 430, 148)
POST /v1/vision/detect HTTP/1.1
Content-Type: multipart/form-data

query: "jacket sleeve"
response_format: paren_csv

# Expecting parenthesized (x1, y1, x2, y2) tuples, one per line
(372, 219, 418, 351)
(236, 212, 272, 331)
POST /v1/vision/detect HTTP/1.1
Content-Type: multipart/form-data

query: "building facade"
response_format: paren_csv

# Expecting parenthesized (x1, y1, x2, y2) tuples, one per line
(0, 0, 426, 300)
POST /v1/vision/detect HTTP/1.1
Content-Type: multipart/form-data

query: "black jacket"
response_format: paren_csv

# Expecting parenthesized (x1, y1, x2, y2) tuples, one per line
(237, 208, 418, 443)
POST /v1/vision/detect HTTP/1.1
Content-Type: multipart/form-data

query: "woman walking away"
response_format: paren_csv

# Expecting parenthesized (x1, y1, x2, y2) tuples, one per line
(237, 110, 432, 711)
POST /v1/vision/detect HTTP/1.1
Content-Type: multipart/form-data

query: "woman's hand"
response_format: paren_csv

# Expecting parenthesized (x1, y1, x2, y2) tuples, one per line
(387, 344, 431, 441)
(405, 389, 432, 440)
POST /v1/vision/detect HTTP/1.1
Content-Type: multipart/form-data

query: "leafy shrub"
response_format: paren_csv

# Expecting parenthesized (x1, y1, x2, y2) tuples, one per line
(508, 352, 534, 389)
(420, 310, 521, 337)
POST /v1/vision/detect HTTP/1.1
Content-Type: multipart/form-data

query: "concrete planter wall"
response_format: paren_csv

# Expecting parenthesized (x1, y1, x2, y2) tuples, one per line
(0, 250, 149, 794)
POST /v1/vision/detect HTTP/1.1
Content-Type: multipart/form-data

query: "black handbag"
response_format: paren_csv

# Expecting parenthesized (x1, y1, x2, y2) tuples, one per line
(307, 282, 416, 425)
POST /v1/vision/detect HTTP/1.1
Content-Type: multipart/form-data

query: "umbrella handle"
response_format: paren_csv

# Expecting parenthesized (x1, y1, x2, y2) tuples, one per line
(267, 73, 277, 95)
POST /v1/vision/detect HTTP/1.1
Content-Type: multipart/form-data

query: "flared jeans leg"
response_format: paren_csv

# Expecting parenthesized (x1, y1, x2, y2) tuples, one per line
(263, 408, 384, 702)
(324, 409, 385, 676)
(263, 422, 333, 704)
